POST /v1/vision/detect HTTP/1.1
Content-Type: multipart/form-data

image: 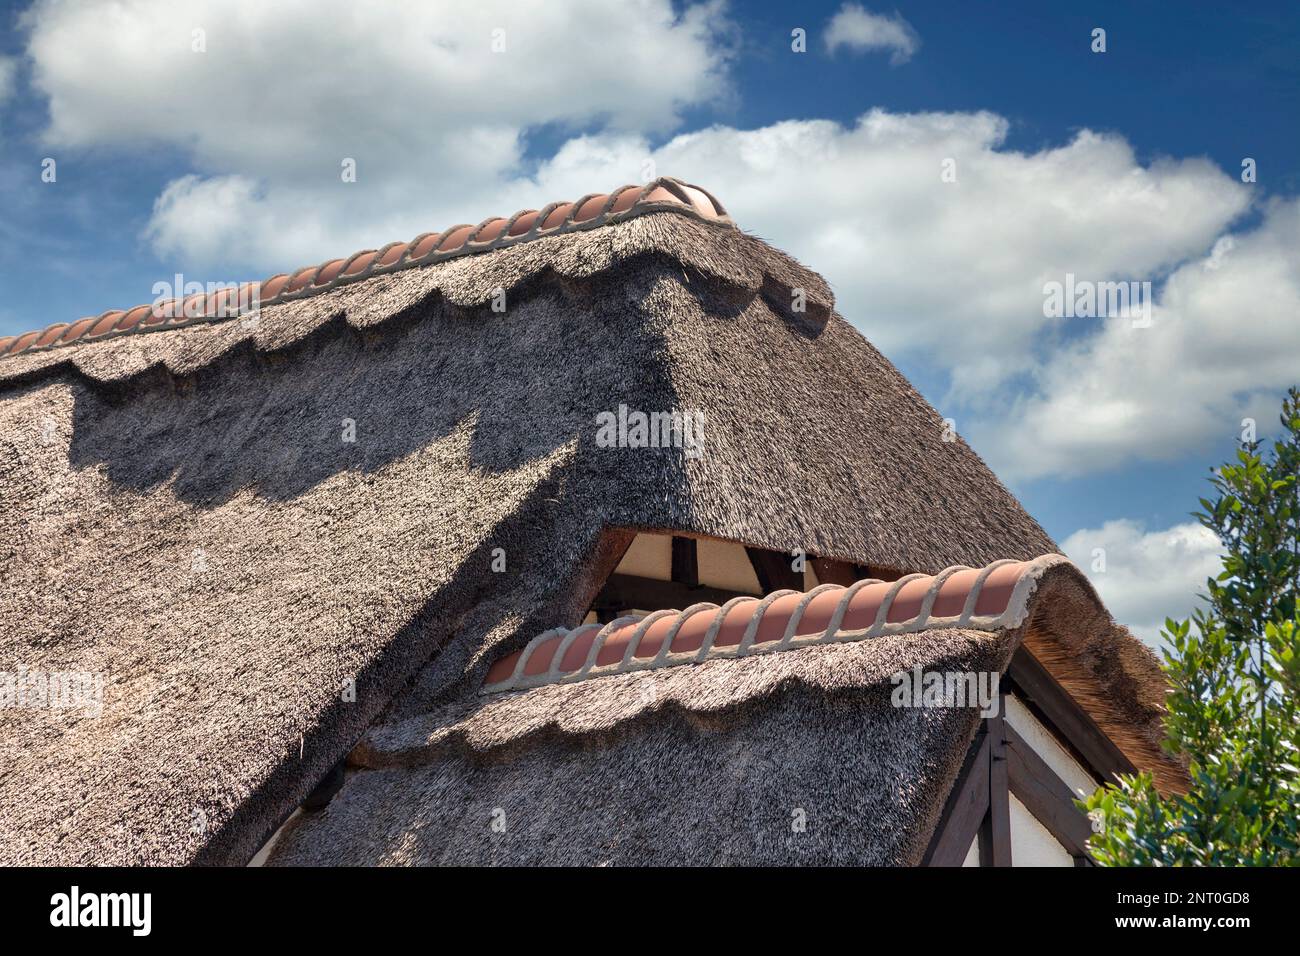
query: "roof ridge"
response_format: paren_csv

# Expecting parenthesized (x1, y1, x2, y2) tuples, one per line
(482, 554, 1073, 694)
(0, 177, 731, 361)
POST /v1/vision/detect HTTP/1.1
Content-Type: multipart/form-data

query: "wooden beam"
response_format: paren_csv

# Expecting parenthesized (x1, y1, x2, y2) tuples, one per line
(928, 694, 1103, 868)
(856, 564, 904, 583)
(745, 546, 803, 593)
(986, 704, 1012, 866)
(1005, 723, 1094, 859)
(1006, 647, 1135, 784)
(670, 536, 699, 588)
(922, 727, 990, 866)
(809, 557, 857, 587)
(590, 573, 752, 618)
(976, 811, 994, 867)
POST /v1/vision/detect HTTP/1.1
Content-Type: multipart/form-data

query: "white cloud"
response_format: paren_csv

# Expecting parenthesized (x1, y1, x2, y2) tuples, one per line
(518, 114, 1251, 398)
(1062, 520, 1224, 648)
(982, 198, 1300, 479)
(25, 0, 732, 158)
(20, 0, 734, 266)
(825, 4, 919, 64)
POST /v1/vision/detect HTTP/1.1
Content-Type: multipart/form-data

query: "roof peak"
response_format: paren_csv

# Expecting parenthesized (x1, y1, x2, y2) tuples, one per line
(0, 177, 730, 361)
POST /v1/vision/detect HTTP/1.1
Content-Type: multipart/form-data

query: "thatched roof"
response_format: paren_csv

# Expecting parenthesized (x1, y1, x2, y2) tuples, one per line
(269, 632, 1011, 866)
(264, 558, 1177, 865)
(0, 176, 1156, 865)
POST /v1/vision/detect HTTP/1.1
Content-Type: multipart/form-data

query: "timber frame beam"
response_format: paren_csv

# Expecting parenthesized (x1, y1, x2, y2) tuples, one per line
(924, 686, 1098, 866)
(1005, 647, 1135, 784)
(922, 724, 991, 866)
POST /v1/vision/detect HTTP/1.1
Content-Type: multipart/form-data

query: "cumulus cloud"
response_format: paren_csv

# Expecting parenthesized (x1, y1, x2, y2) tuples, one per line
(519, 114, 1251, 396)
(19, 0, 1297, 483)
(981, 198, 1300, 479)
(825, 4, 920, 64)
(21, 0, 734, 265)
(24, 0, 732, 157)
(1062, 520, 1224, 648)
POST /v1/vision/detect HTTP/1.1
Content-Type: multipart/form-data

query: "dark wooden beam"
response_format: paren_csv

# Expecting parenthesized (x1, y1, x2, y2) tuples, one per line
(856, 564, 904, 583)
(1005, 723, 1095, 860)
(986, 704, 1013, 866)
(926, 684, 1107, 867)
(922, 726, 990, 866)
(590, 573, 753, 618)
(670, 536, 699, 588)
(745, 546, 803, 593)
(1006, 647, 1135, 784)
(302, 760, 346, 811)
(976, 812, 994, 867)
(809, 557, 858, 587)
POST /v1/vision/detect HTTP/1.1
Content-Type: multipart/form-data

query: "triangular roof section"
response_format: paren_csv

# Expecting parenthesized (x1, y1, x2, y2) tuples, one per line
(0, 177, 1169, 865)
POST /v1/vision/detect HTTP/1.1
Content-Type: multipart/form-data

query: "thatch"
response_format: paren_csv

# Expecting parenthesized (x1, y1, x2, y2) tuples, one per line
(268, 627, 1016, 866)
(264, 558, 1182, 866)
(1018, 570, 1185, 794)
(1, 209, 1064, 865)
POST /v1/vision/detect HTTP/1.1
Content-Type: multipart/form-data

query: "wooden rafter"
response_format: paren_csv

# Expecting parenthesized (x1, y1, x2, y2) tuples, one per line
(744, 546, 803, 593)
(1005, 723, 1095, 863)
(670, 535, 699, 588)
(1005, 647, 1135, 784)
(922, 726, 991, 866)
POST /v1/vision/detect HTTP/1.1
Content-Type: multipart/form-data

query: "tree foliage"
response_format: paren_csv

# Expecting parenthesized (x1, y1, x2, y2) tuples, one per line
(1082, 388, 1300, 866)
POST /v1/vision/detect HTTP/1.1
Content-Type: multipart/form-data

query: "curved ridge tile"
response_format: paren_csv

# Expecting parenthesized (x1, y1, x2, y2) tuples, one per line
(0, 211, 830, 391)
(357, 625, 1011, 769)
(1, 177, 732, 363)
(483, 554, 1071, 693)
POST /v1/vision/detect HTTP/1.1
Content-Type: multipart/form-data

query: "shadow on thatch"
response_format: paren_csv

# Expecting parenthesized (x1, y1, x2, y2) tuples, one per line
(61, 262, 724, 506)
(192, 465, 615, 865)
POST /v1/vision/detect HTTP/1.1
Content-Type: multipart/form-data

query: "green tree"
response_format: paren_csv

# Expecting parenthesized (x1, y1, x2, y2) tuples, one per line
(1082, 387, 1300, 866)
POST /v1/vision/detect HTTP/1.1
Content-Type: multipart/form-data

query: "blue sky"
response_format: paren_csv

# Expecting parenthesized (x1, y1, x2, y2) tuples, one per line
(1, 0, 1296, 642)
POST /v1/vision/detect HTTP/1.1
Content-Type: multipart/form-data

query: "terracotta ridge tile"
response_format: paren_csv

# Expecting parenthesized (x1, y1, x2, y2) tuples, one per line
(481, 554, 1073, 694)
(2, 176, 731, 361)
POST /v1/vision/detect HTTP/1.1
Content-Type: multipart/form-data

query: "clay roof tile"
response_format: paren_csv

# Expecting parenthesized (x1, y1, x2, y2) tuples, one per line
(0, 177, 730, 360)
(483, 556, 1059, 693)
